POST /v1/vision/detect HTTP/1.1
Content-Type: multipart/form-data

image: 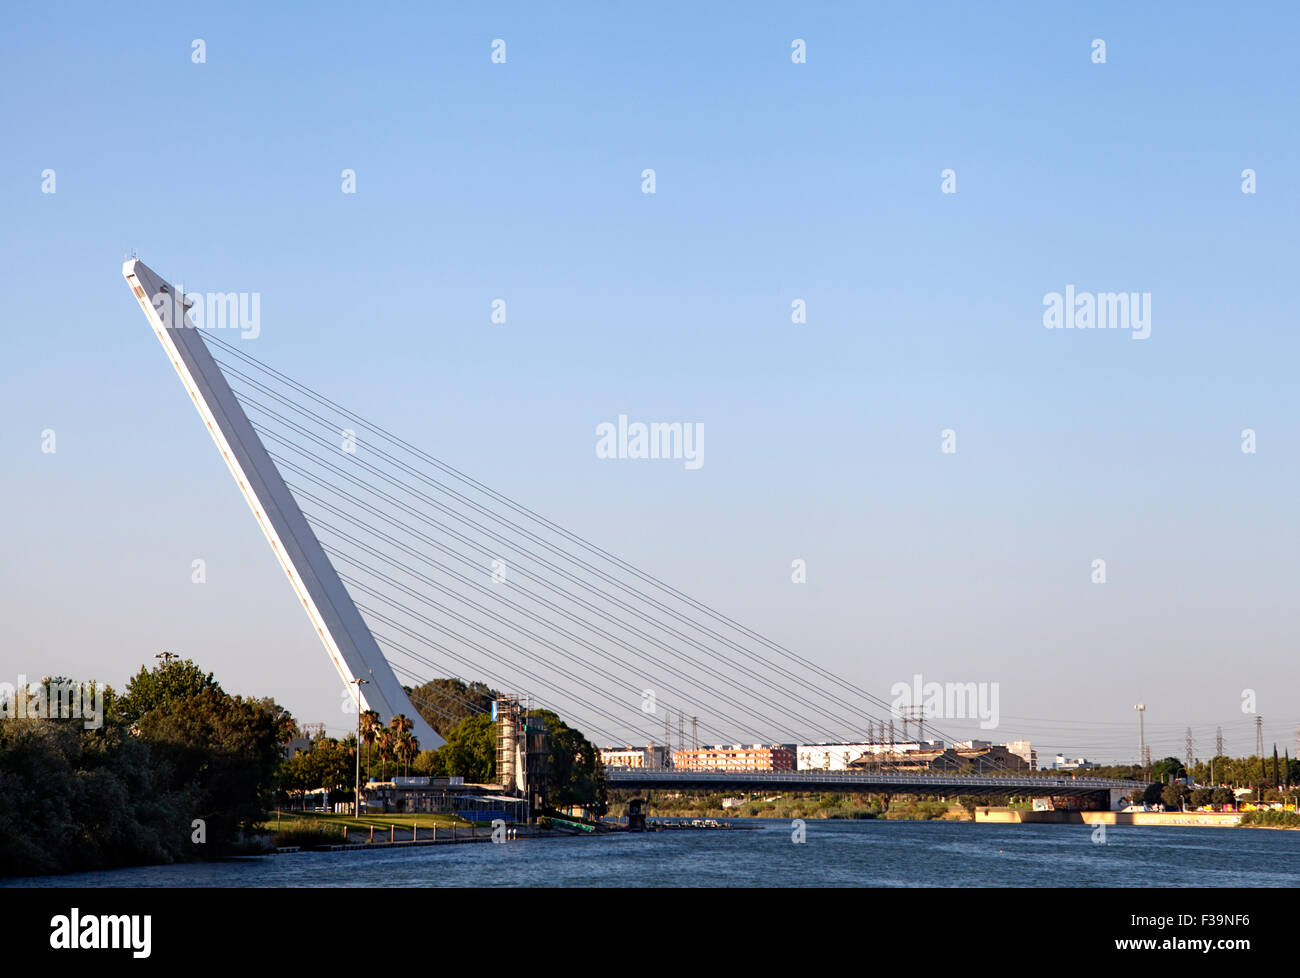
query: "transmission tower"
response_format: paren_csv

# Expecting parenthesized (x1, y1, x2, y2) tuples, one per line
(690, 716, 698, 751)
(888, 720, 896, 748)
(1216, 726, 1224, 757)
(678, 711, 685, 753)
(1185, 727, 1193, 771)
(1143, 745, 1151, 772)
(1256, 715, 1264, 757)
(664, 715, 672, 767)
(902, 706, 925, 745)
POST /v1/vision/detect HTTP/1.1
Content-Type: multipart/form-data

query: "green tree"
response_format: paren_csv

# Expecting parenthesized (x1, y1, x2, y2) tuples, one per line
(0, 715, 186, 876)
(396, 731, 417, 777)
(412, 748, 445, 777)
(112, 658, 220, 727)
(1151, 756, 1186, 783)
(440, 714, 496, 783)
(256, 697, 299, 745)
(1160, 782, 1189, 811)
(277, 735, 358, 803)
(359, 710, 381, 781)
(526, 709, 606, 814)
(135, 686, 283, 848)
(375, 727, 395, 780)
(405, 679, 501, 738)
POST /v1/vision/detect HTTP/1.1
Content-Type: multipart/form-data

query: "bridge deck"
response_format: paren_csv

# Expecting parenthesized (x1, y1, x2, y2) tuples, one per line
(608, 770, 1147, 797)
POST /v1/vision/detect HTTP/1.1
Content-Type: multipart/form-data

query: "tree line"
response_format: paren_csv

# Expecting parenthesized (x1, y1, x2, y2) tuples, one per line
(1, 660, 605, 877)
(0, 660, 285, 876)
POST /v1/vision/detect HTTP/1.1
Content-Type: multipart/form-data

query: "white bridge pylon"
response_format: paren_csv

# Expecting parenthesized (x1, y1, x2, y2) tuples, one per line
(123, 259, 443, 747)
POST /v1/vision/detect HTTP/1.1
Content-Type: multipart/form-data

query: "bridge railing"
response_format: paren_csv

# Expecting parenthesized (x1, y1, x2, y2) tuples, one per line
(606, 770, 1146, 790)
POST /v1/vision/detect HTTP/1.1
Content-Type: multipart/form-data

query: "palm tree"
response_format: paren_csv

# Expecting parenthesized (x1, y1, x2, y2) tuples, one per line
(376, 727, 395, 781)
(387, 715, 413, 777)
(359, 710, 380, 781)
(397, 731, 418, 778)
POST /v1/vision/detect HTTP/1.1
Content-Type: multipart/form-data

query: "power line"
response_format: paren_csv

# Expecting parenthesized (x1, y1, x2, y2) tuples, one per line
(203, 338, 1071, 773)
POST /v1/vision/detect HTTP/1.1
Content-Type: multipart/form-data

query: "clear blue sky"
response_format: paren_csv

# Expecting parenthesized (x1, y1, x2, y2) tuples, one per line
(2, 2, 1297, 762)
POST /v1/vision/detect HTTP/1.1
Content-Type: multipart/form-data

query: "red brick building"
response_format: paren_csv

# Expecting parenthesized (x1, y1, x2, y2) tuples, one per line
(672, 744, 796, 772)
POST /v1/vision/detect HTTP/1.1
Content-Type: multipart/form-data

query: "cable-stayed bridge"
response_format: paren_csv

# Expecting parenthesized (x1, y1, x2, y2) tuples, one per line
(122, 258, 1145, 798)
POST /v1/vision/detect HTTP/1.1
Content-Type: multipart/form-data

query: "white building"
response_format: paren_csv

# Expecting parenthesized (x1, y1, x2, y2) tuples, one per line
(600, 745, 669, 769)
(1052, 754, 1097, 771)
(957, 739, 1037, 771)
(796, 741, 946, 770)
(1005, 740, 1037, 770)
(797, 744, 869, 771)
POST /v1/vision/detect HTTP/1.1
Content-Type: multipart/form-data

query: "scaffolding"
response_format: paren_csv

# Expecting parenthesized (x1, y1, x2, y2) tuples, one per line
(496, 695, 549, 820)
(495, 696, 523, 794)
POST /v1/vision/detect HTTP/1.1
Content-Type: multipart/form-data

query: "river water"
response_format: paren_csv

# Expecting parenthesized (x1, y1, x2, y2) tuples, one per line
(6, 819, 1299, 887)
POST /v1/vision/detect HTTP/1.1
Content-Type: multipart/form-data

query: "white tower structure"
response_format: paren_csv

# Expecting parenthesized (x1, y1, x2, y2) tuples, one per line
(122, 259, 443, 747)
(1134, 703, 1145, 767)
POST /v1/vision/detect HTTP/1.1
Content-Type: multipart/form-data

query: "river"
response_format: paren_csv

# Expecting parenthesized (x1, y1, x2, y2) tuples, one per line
(5, 819, 1299, 887)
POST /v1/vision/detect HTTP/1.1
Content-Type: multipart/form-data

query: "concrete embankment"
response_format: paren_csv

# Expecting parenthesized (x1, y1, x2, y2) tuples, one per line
(975, 807, 1242, 827)
(275, 824, 542, 854)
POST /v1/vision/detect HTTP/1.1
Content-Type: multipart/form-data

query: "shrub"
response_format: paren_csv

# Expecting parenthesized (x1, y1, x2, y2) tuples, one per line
(273, 828, 339, 850)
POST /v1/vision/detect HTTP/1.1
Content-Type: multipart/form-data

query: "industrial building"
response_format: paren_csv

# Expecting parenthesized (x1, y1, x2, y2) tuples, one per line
(797, 739, 1037, 772)
(847, 743, 1031, 773)
(360, 776, 529, 822)
(672, 744, 796, 772)
(796, 741, 944, 770)
(600, 745, 671, 769)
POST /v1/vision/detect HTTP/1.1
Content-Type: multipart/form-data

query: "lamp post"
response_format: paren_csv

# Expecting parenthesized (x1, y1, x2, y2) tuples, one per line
(1134, 703, 1146, 774)
(352, 677, 369, 818)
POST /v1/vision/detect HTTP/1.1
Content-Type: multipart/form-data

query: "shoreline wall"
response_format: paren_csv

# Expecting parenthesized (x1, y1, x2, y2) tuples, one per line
(975, 807, 1242, 827)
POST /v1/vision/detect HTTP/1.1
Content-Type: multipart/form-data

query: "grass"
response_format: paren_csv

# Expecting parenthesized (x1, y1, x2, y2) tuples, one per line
(262, 810, 477, 846)
(1239, 810, 1300, 829)
(881, 800, 954, 821)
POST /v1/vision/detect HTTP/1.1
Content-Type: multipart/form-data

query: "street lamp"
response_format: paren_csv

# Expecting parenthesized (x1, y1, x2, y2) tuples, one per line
(351, 678, 369, 818)
(1134, 703, 1146, 773)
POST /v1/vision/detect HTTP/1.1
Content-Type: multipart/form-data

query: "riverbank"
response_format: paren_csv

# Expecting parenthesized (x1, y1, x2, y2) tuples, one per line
(265, 811, 601, 851)
(976, 807, 1243, 827)
(266, 811, 469, 847)
(274, 823, 541, 853)
(626, 793, 993, 822)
